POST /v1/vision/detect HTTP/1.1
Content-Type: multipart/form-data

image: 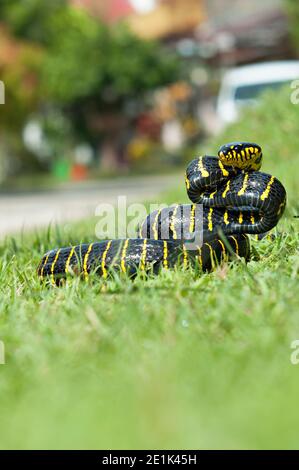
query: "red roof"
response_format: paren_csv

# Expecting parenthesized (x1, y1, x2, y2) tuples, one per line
(71, 0, 134, 23)
(106, 0, 134, 21)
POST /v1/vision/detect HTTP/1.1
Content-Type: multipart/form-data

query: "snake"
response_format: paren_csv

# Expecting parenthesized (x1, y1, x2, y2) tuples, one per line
(37, 142, 287, 284)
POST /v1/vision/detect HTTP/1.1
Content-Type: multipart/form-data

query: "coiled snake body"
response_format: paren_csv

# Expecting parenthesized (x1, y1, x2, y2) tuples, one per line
(38, 142, 286, 283)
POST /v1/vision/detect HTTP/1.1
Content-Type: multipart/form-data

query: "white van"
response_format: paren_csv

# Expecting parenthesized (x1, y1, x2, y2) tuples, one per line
(216, 61, 299, 126)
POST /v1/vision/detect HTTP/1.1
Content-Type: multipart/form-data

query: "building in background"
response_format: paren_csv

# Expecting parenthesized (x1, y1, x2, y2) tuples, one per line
(196, 0, 293, 67)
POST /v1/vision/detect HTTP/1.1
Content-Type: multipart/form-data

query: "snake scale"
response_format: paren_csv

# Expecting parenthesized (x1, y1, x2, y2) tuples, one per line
(38, 142, 287, 284)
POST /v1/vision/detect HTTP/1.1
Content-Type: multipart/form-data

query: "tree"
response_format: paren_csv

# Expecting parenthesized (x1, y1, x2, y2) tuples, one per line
(42, 6, 180, 167)
(0, 1, 67, 179)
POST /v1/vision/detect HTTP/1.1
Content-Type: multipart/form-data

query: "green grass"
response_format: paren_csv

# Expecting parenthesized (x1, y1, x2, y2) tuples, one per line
(1, 90, 299, 449)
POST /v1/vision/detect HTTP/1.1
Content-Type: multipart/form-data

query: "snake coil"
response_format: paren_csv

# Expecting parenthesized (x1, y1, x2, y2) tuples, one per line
(38, 142, 286, 283)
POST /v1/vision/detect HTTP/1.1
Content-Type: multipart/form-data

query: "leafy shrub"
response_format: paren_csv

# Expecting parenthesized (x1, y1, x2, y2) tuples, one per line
(203, 86, 299, 210)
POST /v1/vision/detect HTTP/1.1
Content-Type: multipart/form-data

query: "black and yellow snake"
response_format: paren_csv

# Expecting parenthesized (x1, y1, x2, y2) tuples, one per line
(38, 142, 287, 284)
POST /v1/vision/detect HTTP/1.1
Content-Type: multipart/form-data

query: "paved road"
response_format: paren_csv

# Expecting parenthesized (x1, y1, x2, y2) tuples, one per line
(0, 174, 179, 237)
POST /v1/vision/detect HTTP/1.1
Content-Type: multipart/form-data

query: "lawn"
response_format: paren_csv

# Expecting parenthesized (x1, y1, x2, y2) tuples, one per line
(0, 90, 299, 449)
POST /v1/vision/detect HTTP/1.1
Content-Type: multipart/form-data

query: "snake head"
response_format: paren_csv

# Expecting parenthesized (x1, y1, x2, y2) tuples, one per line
(218, 142, 262, 171)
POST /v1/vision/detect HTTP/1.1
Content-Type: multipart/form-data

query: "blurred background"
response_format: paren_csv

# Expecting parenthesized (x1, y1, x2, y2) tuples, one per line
(0, 0, 299, 234)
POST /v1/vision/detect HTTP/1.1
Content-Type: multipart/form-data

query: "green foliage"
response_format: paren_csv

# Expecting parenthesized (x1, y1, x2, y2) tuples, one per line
(0, 0, 67, 45)
(0, 29, 44, 176)
(42, 8, 108, 103)
(42, 7, 180, 106)
(104, 25, 179, 96)
(40, 6, 180, 153)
